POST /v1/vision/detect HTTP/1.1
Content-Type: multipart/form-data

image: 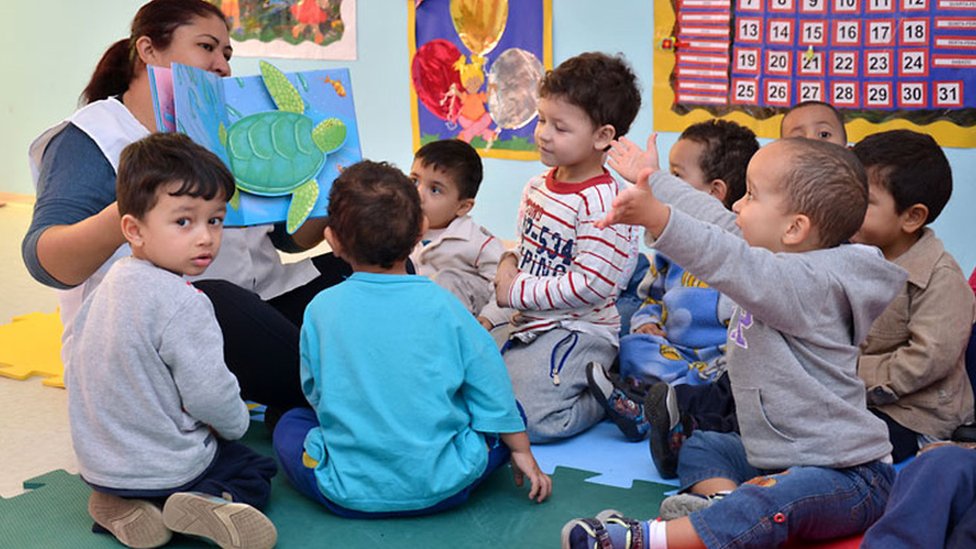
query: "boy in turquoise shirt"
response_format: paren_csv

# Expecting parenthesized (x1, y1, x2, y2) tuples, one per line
(273, 160, 550, 516)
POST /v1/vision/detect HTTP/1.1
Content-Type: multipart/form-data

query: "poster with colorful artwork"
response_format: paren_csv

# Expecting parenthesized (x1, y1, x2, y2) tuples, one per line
(653, 0, 976, 146)
(209, 0, 356, 60)
(409, 0, 553, 160)
(149, 62, 362, 232)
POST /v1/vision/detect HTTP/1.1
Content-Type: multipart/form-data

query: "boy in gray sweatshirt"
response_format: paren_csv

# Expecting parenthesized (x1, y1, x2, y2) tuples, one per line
(66, 133, 277, 549)
(561, 138, 907, 549)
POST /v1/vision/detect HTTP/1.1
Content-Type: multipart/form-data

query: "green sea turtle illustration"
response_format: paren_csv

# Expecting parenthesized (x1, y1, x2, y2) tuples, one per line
(219, 60, 347, 234)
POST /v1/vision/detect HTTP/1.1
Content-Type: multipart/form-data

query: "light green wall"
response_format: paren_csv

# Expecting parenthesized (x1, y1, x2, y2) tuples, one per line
(2, 1, 972, 272)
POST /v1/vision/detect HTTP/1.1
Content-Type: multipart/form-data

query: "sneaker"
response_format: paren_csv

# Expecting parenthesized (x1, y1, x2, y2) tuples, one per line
(88, 492, 172, 548)
(587, 363, 650, 442)
(658, 491, 729, 521)
(162, 492, 277, 549)
(560, 509, 648, 549)
(645, 382, 692, 479)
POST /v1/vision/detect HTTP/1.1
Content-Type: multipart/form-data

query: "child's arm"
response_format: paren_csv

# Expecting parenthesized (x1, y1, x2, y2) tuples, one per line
(164, 296, 250, 441)
(629, 256, 668, 335)
(501, 431, 552, 503)
(860, 267, 975, 404)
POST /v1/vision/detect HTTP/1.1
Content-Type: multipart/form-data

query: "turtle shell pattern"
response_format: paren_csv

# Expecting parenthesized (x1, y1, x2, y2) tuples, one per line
(225, 111, 326, 196)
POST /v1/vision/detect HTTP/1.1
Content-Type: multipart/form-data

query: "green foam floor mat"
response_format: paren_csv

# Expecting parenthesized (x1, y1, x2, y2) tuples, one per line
(1, 423, 671, 548)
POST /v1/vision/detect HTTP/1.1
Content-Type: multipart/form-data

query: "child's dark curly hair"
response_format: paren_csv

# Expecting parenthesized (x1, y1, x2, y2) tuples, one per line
(326, 161, 423, 269)
(539, 52, 641, 139)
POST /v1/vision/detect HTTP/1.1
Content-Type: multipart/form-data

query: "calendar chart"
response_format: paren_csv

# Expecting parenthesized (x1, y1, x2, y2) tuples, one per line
(654, 0, 976, 146)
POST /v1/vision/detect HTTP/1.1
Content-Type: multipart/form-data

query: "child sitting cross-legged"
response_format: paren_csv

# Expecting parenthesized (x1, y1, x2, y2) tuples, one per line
(272, 160, 551, 517)
(67, 133, 278, 549)
(851, 130, 976, 461)
(494, 52, 642, 443)
(561, 137, 907, 548)
(408, 138, 511, 330)
(584, 120, 759, 444)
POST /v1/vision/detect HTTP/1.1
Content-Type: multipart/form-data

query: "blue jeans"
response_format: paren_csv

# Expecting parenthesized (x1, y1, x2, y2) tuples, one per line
(273, 407, 511, 518)
(862, 445, 976, 549)
(678, 431, 894, 548)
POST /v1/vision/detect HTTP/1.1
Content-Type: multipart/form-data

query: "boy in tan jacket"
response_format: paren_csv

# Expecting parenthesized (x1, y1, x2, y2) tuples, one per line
(852, 129, 976, 462)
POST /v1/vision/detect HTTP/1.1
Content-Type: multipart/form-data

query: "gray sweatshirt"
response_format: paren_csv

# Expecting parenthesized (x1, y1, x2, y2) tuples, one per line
(648, 171, 907, 469)
(65, 257, 249, 490)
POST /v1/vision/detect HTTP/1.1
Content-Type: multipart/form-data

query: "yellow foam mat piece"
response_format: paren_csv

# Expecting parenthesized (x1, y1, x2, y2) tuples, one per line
(0, 311, 64, 388)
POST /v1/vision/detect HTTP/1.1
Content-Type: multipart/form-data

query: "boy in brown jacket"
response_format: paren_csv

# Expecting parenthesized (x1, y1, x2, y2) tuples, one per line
(852, 129, 976, 462)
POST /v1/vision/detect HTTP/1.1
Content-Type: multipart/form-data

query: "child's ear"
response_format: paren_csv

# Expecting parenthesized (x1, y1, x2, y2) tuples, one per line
(900, 203, 928, 234)
(120, 214, 144, 248)
(455, 198, 475, 218)
(782, 213, 814, 247)
(708, 179, 729, 204)
(594, 124, 616, 151)
(323, 227, 344, 260)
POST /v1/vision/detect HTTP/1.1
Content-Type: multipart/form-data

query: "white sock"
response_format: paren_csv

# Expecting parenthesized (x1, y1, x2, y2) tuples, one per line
(648, 518, 668, 549)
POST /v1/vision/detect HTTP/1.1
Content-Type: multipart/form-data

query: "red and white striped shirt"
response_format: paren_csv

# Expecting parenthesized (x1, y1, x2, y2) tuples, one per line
(508, 169, 639, 345)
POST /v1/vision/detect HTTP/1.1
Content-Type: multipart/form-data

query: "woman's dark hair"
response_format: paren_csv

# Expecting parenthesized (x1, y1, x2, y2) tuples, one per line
(81, 0, 226, 105)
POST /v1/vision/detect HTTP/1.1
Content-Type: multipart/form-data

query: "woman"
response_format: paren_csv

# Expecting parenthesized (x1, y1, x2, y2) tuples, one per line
(23, 0, 350, 411)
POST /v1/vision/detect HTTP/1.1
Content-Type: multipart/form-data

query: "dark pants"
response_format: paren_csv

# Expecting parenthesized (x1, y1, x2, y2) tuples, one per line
(862, 445, 976, 549)
(675, 371, 739, 433)
(871, 408, 921, 463)
(88, 439, 278, 509)
(272, 408, 511, 518)
(195, 253, 351, 410)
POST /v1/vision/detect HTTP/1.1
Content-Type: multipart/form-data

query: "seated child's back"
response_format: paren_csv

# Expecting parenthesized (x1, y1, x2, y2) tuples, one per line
(273, 160, 550, 516)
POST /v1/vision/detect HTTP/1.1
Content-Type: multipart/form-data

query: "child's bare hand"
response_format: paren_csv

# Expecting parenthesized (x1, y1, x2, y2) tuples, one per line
(495, 254, 518, 307)
(596, 168, 669, 235)
(608, 134, 660, 183)
(477, 316, 494, 331)
(510, 450, 552, 503)
(635, 323, 666, 337)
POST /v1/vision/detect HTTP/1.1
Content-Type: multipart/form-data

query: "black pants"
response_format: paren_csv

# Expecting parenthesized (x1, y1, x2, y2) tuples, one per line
(871, 408, 921, 463)
(195, 253, 352, 410)
(674, 371, 739, 434)
(89, 439, 278, 509)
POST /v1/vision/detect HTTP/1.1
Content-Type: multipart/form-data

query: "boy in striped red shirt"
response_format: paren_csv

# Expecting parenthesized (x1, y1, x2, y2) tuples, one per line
(495, 52, 642, 442)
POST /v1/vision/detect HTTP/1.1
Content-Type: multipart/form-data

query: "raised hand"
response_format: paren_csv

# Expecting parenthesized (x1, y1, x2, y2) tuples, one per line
(608, 133, 661, 183)
(596, 168, 670, 237)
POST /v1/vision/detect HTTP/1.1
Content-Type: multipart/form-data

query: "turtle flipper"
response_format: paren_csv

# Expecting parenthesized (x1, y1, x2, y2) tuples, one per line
(286, 179, 319, 234)
(311, 118, 347, 154)
(260, 60, 304, 114)
(229, 187, 242, 211)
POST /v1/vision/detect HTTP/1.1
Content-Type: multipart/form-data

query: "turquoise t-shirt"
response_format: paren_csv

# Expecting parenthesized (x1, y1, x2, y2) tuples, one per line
(300, 272, 525, 512)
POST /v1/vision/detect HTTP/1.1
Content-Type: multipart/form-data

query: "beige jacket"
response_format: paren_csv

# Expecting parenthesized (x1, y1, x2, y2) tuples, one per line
(859, 229, 976, 438)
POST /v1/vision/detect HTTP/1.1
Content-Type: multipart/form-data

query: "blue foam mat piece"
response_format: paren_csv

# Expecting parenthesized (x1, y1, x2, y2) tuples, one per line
(533, 420, 681, 489)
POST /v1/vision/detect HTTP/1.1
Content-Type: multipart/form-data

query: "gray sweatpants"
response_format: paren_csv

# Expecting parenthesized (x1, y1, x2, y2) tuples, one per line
(504, 328, 616, 443)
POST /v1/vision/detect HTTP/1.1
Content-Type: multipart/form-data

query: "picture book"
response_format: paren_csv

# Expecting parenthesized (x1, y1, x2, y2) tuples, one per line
(149, 61, 362, 232)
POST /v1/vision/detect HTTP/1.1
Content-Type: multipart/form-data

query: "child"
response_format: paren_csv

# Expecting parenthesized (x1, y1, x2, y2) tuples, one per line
(66, 133, 277, 549)
(561, 137, 907, 548)
(851, 129, 976, 461)
(589, 120, 758, 442)
(408, 139, 509, 329)
(862, 442, 976, 548)
(494, 51, 642, 442)
(272, 160, 551, 517)
(780, 100, 847, 144)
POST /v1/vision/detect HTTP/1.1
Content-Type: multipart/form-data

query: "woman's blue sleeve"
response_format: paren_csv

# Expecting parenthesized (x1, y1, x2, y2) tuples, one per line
(21, 124, 118, 289)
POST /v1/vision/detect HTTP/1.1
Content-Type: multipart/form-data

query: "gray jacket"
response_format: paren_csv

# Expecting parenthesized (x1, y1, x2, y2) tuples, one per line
(649, 171, 907, 469)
